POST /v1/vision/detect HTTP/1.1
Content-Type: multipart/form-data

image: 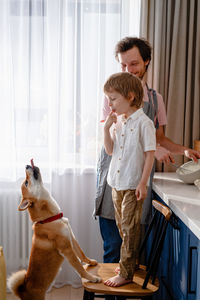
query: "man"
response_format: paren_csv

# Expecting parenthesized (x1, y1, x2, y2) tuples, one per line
(94, 37, 200, 267)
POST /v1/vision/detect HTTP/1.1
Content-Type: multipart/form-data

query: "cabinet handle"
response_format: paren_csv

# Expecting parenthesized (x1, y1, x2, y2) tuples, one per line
(188, 246, 197, 294)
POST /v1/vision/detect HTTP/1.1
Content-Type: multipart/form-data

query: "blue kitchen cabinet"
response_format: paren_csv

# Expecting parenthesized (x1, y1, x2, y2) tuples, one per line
(187, 231, 199, 300)
(153, 192, 200, 300)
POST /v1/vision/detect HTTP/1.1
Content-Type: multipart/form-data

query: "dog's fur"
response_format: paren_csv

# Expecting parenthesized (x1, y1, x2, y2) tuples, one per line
(8, 164, 101, 300)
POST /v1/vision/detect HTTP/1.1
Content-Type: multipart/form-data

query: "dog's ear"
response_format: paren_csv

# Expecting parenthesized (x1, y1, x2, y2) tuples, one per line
(18, 198, 32, 211)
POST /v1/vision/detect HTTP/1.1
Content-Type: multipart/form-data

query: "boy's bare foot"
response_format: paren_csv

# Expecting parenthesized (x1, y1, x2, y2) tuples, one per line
(104, 275, 132, 287)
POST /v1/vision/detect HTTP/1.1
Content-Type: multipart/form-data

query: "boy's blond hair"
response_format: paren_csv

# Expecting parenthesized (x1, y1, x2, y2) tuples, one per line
(104, 72, 143, 108)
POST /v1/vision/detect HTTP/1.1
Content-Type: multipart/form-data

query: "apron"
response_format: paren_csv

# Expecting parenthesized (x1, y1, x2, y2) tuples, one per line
(94, 85, 159, 224)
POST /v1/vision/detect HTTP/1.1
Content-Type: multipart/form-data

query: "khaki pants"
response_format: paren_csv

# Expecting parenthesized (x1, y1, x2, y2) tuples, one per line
(112, 188, 144, 280)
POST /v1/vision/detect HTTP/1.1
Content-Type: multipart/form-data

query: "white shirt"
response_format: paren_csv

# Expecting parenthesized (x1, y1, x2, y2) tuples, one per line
(107, 108, 156, 191)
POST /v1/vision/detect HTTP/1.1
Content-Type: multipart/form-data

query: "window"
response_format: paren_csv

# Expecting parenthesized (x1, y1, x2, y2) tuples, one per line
(0, 0, 140, 181)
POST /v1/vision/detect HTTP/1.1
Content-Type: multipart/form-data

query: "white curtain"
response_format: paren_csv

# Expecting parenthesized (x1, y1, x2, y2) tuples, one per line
(0, 0, 140, 288)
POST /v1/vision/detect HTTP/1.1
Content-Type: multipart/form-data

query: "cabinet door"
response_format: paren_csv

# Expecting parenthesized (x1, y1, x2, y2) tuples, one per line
(187, 229, 198, 300)
(196, 240, 200, 300)
(172, 218, 188, 296)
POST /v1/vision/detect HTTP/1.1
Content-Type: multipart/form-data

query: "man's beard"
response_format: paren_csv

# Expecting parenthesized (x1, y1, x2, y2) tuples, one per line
(139, 70, 146, 80)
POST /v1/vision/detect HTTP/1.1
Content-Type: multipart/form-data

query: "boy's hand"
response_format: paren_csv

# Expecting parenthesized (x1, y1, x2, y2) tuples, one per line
(104, 111, 117, 130)
(136, 182, 147, 201)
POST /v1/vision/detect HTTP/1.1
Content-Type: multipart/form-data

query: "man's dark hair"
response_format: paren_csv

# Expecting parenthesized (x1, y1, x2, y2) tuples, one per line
(115, 37, 152, 67)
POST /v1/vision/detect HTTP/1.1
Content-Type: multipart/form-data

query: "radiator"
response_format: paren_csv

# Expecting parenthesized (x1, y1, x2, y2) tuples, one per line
(0, 188, 32, 275)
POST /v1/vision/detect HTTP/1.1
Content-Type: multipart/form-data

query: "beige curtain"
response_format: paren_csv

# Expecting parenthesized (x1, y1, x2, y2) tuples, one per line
(140, 0, 200, 171)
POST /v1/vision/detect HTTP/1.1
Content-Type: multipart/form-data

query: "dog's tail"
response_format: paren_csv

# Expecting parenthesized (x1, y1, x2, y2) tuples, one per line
(7, 269, 27, 297)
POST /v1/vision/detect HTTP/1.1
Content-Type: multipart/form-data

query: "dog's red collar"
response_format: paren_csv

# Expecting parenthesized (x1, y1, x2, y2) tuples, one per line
(37, 212, 63, 224)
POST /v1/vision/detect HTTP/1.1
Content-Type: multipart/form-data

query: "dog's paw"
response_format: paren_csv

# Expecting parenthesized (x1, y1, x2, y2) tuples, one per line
(88, 259, 98, 266)
(91, 275, 102, 283)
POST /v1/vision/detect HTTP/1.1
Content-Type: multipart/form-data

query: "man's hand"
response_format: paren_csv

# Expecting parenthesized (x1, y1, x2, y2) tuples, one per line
(156, 126, 200, 163)
(184, 149, 200, 162)
(155, 145, 175, 164)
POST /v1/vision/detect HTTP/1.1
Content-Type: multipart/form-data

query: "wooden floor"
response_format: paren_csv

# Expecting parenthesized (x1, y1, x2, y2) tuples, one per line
(7, 285, 84, 300)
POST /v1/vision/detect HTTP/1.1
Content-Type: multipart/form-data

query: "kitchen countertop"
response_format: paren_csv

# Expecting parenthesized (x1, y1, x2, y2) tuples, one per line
(153, 172, 200, 240)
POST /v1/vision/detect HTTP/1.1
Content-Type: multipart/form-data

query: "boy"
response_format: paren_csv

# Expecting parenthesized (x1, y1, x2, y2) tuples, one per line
(103, 72, 156, 287)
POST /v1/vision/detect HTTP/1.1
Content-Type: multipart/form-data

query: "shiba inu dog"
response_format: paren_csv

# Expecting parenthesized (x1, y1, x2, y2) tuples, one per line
(8, 161, 101, 300)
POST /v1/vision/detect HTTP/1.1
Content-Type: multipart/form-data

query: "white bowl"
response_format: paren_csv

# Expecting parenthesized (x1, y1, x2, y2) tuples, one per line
(176, 159, 200, 184)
